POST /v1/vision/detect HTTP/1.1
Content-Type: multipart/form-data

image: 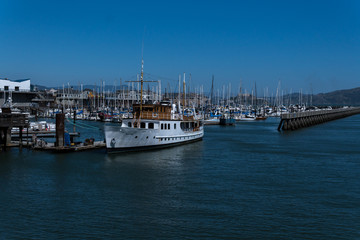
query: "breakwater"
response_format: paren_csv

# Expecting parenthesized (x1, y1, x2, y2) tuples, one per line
(278, 107, 360, 131)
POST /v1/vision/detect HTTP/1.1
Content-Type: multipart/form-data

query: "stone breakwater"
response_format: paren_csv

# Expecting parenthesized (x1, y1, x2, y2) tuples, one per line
(278, 107, 360, 131)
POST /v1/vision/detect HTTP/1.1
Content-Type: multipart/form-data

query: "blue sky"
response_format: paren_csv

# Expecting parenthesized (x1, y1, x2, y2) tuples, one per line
(1, 0, 359, 95)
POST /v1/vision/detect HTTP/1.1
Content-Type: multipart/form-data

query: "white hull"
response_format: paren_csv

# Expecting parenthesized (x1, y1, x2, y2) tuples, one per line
(104, 119, 204, 152)
(204, 118, 220, 125)
(236, 117, 255, 121)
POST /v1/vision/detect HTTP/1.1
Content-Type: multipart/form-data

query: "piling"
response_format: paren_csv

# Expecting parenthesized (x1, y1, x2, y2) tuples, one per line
(278, 107, 360, 131)
(0, 108, 29, 151)
(55, 113, 65, 147)
(73, 109, 76, 133)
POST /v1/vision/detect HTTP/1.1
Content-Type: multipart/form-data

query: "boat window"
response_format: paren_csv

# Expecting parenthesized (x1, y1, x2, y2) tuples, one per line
(168, 124, 170, 129)
(148, 123, 154, 129)
(161, 124, 163, 130)
(128, 122, 132, 128)
(140, 122, 146, 128)
(174, 123, 176, 129)
(134, 122, 138, 128)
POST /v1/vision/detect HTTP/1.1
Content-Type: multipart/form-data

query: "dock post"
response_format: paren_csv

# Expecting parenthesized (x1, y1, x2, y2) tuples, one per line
(56, 113, 65, 147)
(1, 127, 10, 152)
(0, 128, 5, 151)
(283, 119, 288, 130)
(19, 127, 23, 151)
(73, 109, 76, 133)
(5, 127, 11, 151)
(277, 119, 283, 131)
(26, 127, 29, 147)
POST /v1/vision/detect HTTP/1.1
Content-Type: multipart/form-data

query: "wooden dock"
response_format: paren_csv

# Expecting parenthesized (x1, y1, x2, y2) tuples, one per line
(0, 108, 29, 151)
(278, 107, 360, 131)
(11, 131, 80, 139)
(1, 111, 102, 153)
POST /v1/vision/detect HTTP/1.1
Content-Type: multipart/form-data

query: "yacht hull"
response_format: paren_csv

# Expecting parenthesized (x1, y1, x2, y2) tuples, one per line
(104, 120, 204, 153)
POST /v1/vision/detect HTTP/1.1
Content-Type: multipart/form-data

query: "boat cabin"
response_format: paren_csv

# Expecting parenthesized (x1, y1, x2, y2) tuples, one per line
(133, 103, 172, 120)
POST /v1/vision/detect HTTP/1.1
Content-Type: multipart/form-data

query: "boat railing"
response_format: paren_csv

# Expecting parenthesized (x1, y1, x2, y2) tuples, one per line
(138, 112, 172, 120)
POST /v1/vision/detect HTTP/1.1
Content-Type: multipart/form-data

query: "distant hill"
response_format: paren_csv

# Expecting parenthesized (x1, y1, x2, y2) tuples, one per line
(312, 87, 360, 106)
(31, 84, 48, 91)
(282, 87, 360, 106)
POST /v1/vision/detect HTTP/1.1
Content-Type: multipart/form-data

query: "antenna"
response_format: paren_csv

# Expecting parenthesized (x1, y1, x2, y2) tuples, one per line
(126, 35, 156, 121)
(183, 73, 186, 109)
(141, 26, 146, 64)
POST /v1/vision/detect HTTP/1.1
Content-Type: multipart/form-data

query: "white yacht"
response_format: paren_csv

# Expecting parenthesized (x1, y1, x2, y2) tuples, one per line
(104, 57, 204, 153)
(104, 102, 204, 153)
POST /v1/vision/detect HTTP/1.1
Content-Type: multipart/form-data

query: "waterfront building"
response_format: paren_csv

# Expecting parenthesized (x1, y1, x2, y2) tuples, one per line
(0, 78, 31, 92)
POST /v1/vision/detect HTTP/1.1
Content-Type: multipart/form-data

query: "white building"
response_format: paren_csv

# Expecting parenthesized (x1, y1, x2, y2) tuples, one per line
(0, 78, 31, 92)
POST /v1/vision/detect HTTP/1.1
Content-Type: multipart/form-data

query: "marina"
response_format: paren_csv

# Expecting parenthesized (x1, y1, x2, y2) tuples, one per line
(2, 1, 360, 238)
(1, 102, 360, 152)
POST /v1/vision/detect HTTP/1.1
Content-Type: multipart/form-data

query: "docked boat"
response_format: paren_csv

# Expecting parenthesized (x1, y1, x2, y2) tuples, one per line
(104, 102, 204, 152)
(103, 58, 203, 153)
(204, 118, 220, 125)
(219, 114, 235, 125)
(236, 114, 256, 121)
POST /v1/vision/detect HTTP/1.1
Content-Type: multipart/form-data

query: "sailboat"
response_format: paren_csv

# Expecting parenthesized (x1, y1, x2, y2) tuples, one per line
(103, 60, 204, 153)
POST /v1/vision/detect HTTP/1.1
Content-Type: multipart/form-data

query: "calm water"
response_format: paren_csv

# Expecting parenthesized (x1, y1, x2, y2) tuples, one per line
(1, 116, 360, 239)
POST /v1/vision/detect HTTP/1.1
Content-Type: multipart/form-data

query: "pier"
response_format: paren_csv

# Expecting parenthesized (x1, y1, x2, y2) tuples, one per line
(277, 107, 360, 131)
(0, 108, 29, 151)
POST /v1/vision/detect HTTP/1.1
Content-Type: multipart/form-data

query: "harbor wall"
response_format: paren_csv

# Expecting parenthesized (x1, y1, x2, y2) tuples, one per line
(278, 107, 360, 131)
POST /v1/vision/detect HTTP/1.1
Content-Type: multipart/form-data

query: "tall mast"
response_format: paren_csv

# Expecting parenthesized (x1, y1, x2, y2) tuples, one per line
(140, 58, 144, 114)
(114, 80, 116, 110)
(210, 75, 214, 106)
(183, 72, 186, 110)
(126, 54, 156, 120)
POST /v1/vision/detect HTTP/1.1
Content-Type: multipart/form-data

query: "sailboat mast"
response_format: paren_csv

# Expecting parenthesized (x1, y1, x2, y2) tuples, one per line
(178, 75, 181, 114)
(210, 75, 214, 106)
(183, 73, 186, 110)
(140, 58, 144, 115)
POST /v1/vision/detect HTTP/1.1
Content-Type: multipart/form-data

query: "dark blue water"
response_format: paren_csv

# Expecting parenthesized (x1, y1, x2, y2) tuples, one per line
(1, 116, 360, 239)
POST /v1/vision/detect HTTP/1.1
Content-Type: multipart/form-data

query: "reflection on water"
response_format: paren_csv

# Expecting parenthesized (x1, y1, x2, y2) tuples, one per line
(105, 140, 204, 169)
